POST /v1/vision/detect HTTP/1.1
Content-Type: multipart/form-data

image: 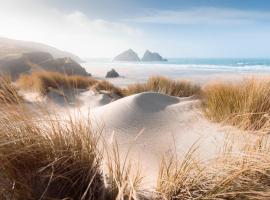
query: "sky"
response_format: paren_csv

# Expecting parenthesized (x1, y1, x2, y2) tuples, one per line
(1, 0, 270, 58)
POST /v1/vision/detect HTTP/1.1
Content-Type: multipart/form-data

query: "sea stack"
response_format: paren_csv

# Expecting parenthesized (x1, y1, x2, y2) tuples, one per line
(141, 50, 167, 62)
(113, 49, 140, 62)
(106, 68, 120, 78)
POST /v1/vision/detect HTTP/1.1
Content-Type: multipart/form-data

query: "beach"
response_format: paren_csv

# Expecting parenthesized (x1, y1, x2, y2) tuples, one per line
(82, 58, 270, 86)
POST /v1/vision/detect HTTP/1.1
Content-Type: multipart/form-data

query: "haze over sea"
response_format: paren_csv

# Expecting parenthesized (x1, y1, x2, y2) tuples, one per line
(83, 58, 270, 86)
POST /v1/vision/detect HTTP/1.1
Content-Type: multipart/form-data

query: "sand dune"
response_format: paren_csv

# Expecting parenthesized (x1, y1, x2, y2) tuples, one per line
(91, 92, 200, 140)
(86, 92, 240, 186)
(90, 92, 225, 149)
(20, 89, 254, 187)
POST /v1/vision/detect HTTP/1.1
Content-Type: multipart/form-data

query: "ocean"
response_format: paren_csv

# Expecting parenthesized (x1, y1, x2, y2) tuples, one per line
(82, 58, 270, 86)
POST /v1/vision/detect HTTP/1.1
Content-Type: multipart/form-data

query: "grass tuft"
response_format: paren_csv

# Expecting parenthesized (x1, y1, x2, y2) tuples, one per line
(0, 76, 23, 104)
(156, 137, 270, 199)
(0, 109, 104, 199)
(203, 78, 270, 131)
(0, 105, 144, 200)
(123, 76, 201, 97)
(104, 142, 144, 200)
(17, 71, 97, 95)
(91, 80, 124, 97)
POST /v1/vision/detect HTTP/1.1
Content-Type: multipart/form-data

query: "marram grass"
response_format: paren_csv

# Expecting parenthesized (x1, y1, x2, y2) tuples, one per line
(2, 75, 270, 199)
(203, 78, 270, 132)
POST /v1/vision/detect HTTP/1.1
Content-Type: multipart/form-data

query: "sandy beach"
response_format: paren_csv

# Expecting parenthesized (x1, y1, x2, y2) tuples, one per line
(2, 1, 270, 198)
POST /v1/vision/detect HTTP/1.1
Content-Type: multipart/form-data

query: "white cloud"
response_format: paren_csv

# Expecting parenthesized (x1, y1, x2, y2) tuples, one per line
(0, 0, 143, 57)
(131, 7, 270, 25)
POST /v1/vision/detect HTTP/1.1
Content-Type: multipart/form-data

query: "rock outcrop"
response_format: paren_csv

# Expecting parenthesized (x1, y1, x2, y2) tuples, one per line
(0, 52, 89, 80)
(141, 50, 167, 62)
(106, 69, 120, 78)
(113, 49, 140, 62)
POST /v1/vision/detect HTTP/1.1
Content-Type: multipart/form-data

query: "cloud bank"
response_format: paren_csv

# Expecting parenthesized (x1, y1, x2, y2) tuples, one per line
(131, 7, 270, 25)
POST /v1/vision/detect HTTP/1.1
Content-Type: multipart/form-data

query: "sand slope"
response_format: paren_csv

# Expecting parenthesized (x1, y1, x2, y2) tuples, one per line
(23, 89, 248, 187)
(88, 92, 237, 186)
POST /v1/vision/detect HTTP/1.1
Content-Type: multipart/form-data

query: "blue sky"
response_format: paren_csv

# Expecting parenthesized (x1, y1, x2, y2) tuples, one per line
(1, 0, 270, 58)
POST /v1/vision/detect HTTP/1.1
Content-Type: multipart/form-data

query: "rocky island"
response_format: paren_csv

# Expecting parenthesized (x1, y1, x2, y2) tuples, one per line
(141, 50, 167, 62)
(106, 68, 120, 78)
(113, 49, 140, 61)
(114, 49, 167, 62)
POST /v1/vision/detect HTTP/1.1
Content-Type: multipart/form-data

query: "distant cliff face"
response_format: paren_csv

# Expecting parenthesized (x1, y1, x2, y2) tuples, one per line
(113, 49, 140, 61)
(0, 52, 89, 80)
(141, 50, 167, 62)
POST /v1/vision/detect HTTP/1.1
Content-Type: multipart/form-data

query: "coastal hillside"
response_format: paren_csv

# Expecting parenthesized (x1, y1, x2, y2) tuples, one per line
(0, 37, 83, 63)
(0, 52, 89, 80)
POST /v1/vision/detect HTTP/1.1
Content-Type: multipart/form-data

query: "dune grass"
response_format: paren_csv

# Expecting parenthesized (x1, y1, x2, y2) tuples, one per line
(104, 142, 144, 199)
(17, 71, 125, 99)
(17, 73, 200, 100)
(123, 76, 201, 97)
(2, 104, 270, 200)
(0, 76, 22, 104)
(0, 108, 105, 199)
(156, 137, 270, 199)
(17, 71, 98, 96)
(91, 80, 124, 97)
(203, 78, 270, 131)
(0, 82, 144, 200)
(2, 75, 270, 199)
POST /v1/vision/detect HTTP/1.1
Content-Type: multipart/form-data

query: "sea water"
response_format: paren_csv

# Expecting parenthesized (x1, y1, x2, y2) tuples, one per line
(82, 58, 270, 86)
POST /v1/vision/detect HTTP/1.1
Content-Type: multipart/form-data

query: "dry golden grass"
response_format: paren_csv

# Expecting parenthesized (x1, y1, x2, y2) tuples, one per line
(5, 74, 270, 199)
(2, 103, 270, 200)
(17, 73, 200, 100)
(123, 76, 201, 97)
(203, 78, 270, 131)
(0, 103, 144, 199)
(0, 76, 22, 104)
(104, 142, 144, 199)
(17, 71, 126, 99)
(122, 83, 149, 96)
(156, 137, 270, 199)
(91, 80, 124, 97)
(0, 108, 104, 199)
(17, 71, 97, 96)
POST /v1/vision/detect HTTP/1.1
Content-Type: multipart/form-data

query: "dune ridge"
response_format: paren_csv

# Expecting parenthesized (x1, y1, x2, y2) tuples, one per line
(85, 92, 235, 186)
